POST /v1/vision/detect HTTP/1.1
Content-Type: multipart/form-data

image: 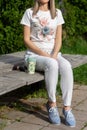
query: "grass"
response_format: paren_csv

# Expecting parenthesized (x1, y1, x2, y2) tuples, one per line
(61, 37, 87, 54)
(0, 121, 7, 130)
(24, 81, 47, 99)
(73, 64, 87, 85)
(81, 122, 87, 130)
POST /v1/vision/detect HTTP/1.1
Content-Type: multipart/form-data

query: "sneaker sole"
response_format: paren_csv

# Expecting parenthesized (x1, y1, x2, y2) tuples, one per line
(66, 123, 76, 127)
(49, 118, 61, 125)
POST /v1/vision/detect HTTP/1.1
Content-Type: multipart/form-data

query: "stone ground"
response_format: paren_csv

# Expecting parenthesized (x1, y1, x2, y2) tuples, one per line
(0, 84, 87, 130)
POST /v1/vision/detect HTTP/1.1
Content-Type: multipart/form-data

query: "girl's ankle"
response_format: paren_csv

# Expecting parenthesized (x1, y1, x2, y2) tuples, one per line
(48, 101, 57, 107)
(63, 106, 71, 111)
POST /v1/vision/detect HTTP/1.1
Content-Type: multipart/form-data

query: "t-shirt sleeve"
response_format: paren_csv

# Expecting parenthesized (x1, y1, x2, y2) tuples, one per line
(56, 9, 65, 25)
(20, 9, 31, 27)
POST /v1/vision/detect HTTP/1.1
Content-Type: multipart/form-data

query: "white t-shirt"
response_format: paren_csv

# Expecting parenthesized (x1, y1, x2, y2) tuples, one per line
(20, 8, 64, 54)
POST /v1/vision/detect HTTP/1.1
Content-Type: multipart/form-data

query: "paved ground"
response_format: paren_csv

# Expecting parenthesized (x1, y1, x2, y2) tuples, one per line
(0, 83, 87, 130)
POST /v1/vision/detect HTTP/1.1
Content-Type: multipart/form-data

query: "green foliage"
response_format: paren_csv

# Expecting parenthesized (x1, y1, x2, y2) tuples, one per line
(73, 64, 87, 85)
(59, 0, 87, 37)
(0, 0, 34, 54)
(58, 0, 87, 54)
(0, 0, 87, 54)
(61, 36, 87, 54)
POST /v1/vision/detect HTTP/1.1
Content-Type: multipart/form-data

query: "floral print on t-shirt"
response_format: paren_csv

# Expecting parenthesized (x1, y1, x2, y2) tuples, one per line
(31, 15, 55, 41)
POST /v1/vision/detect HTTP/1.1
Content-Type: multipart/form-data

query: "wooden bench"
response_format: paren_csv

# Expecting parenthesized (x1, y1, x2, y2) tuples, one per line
(0, 51, 87, 96)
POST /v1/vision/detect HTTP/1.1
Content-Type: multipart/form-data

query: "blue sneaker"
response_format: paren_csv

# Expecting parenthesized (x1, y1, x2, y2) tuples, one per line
(46, 103, 61, 125)
(63, 109, 76, 127)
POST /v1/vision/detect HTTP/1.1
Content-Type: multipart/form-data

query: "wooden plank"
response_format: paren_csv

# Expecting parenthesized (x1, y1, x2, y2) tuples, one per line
(63, 54, 87, 68)
(0, 52, 87, 70)
(0, 51, 45, 95)
(0, 79, 25, 95)
(0, 71, 44, 96)
(0, 51, 25, 69)
(5, 71, 44, 85)
(0, 52, 25, 75)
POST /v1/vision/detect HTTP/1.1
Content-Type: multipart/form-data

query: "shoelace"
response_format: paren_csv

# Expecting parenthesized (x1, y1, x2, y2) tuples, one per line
(49, 107, 58, 116)
(65, 110, 74, 119)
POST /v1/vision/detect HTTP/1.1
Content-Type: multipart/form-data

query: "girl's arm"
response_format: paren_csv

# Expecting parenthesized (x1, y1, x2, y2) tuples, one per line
(51, 25, 62, 59)
(23, 25, 51, 57)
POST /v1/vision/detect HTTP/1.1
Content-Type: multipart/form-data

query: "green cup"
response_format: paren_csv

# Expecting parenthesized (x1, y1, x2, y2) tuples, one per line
(27, 57, 36, 74)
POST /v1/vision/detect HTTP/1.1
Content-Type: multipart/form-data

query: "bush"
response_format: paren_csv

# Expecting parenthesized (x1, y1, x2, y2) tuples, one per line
(58, 0, 87, 53)
(59, 0, 87, 37)
(0, 0, 34, 54)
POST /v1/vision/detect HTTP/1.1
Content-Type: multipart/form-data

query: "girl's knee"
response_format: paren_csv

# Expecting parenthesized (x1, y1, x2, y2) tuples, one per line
(60, 60, 72, 72)
(45, 58, 58, 70)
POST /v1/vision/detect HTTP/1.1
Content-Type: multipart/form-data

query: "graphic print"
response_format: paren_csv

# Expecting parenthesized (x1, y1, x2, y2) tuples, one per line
(31, 16, 55, 41)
